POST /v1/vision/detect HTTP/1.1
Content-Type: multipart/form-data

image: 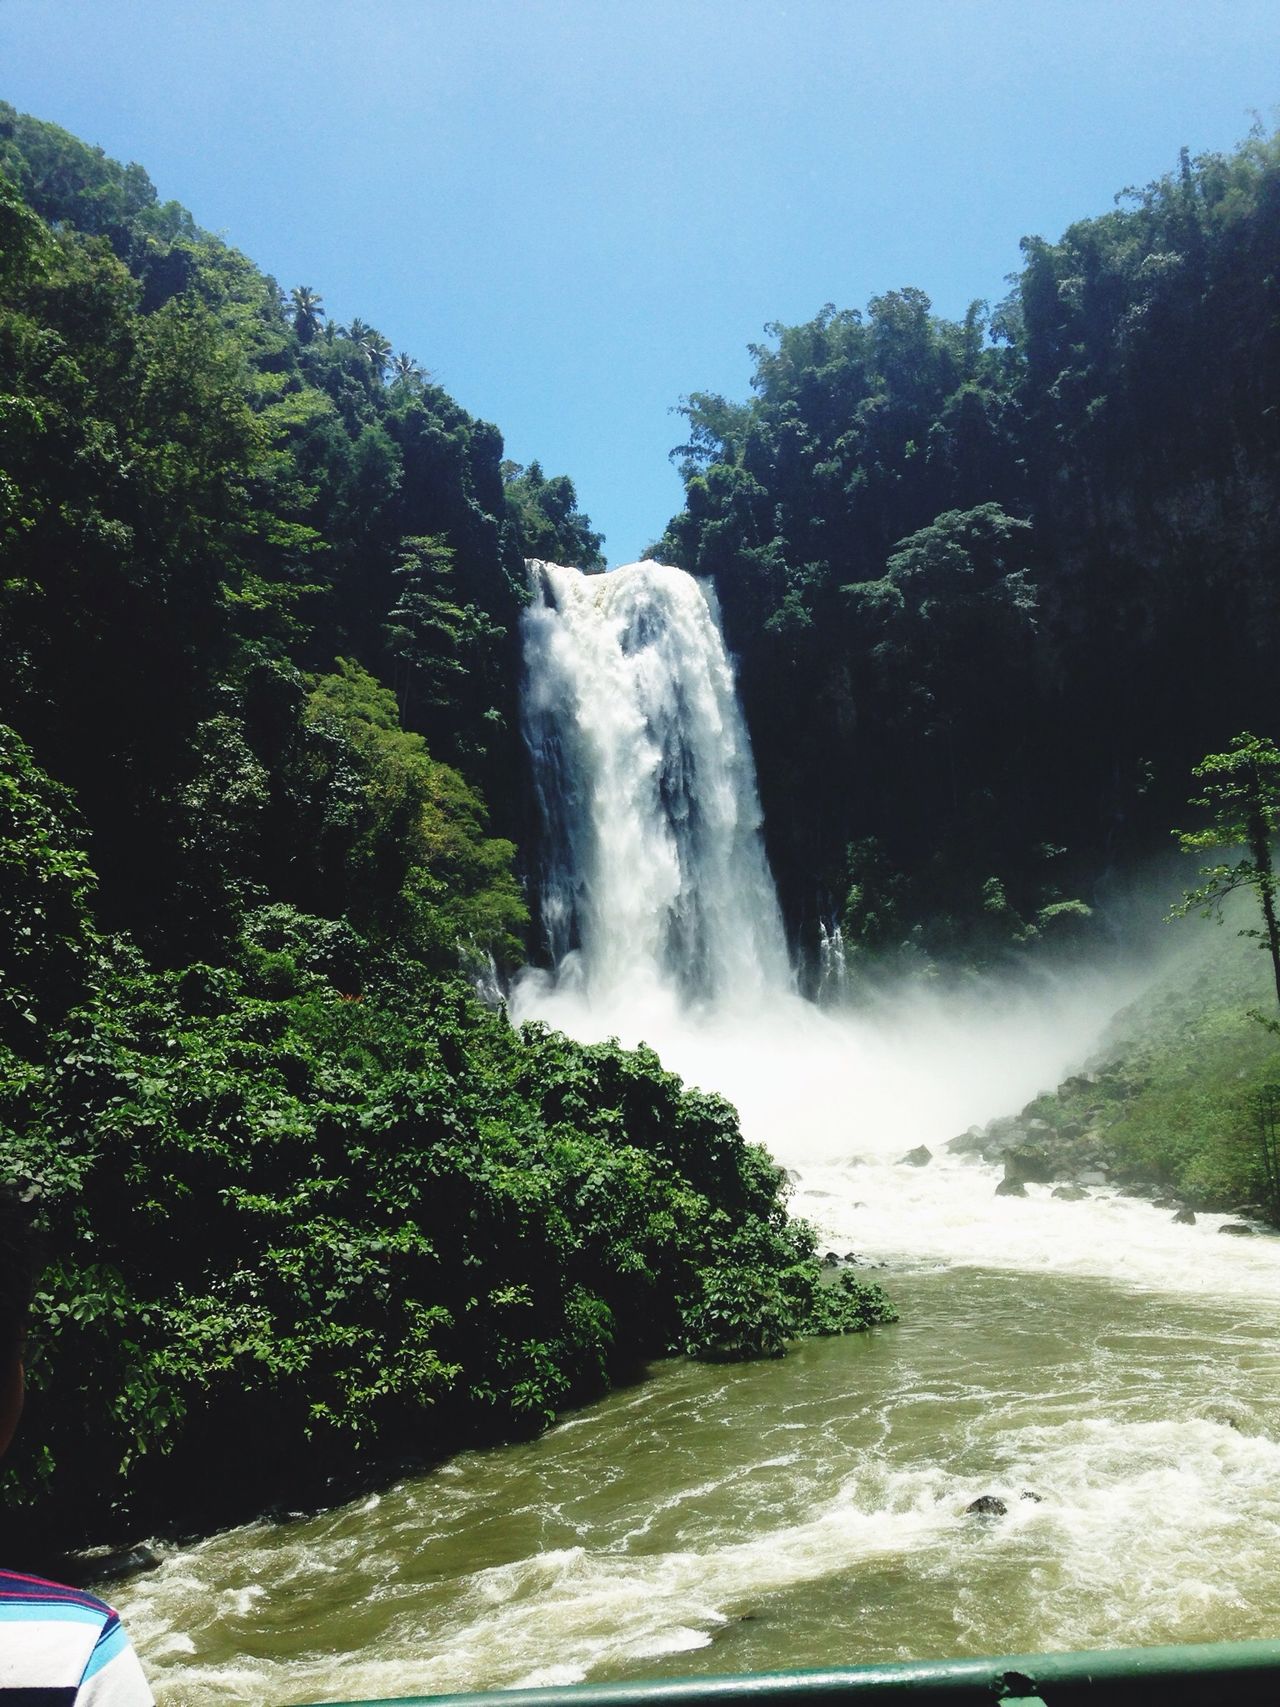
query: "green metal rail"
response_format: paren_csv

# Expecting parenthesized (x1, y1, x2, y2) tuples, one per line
(314, 1639, 1280, 1707)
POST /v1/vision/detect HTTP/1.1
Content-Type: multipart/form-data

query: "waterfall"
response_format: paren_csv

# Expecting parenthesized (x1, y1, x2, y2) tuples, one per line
(510, 558, 1121, 1188)
(519, 560, 791, 1011)
(815, 919, 852, 1005)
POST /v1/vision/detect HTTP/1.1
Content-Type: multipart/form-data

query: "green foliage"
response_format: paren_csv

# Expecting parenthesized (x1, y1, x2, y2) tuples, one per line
(0, 726, 97, 1050)
(503, 459, 605, 570)
(382, 534, 508, 763)
(680, 1235, 896, 1361)
(0, 100, 605, 946)
(1254, 1086, 1280, 1209)
(1028, 914, 1280, 1208)
(299, 659, 528, 969)
(657, 130, 1280, 969)
(1171, 732, 1280, 1011)
(1, 943, 887, 1542)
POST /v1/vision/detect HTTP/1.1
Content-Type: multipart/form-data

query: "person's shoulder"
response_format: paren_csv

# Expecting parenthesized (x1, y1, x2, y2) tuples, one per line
(0, 1566, 117, 1626)
(0, 1567, 152, 1704)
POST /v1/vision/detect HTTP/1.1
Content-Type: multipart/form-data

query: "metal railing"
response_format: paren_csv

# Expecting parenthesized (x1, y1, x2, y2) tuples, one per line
(315, 1638, 1280, 1707)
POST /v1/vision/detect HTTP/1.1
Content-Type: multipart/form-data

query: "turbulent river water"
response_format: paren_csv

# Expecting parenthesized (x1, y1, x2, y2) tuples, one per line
(120, 564, 1280, 1705)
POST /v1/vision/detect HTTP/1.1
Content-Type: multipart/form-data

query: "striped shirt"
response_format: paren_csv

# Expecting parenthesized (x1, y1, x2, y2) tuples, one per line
(0, 1570, 153, 1706)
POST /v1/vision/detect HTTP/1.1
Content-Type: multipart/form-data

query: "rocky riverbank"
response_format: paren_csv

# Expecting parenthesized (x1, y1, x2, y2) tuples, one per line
(942, 1081, 1265, 1224)
(938, 935, 1280, 1231)
(942, 1085, 1242, 1222)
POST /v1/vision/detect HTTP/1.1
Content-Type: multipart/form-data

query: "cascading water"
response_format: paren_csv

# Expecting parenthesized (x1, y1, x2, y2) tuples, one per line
(119, 559, 1280, 1707)
(518, 560, 791, 1012)
(815, 920, 851, 1005)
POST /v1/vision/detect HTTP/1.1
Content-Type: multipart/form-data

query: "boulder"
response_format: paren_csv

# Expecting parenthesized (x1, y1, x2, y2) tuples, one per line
(987, 1116, 1023, 1140)
(1077, 1170, 1109, 1186)
(985, 1117, 1027, 1151)
(946, 1130, 986, 1156)
(76, 1543, 162, 1584)
(1051, 1185, 1089, 1201)
(966, 1495, 1007, 1517)
(1219, 1223, 1255, 1237)
(1172, 1207, 1196, 1226)
(1002, 1145, 1056, 1186)
(948, 1120, 1017, 1160)
(1020, 1490, 1043, 1503)
(1060, 1072, 1099, 1094)
(995, 1177, 1027, 1198)
(899, 1145, 933, 1167)
(822, 1250, 841, 1267)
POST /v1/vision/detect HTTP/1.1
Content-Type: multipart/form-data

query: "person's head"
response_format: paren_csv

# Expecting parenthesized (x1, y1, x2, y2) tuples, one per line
(0, 1183, 36, 1459)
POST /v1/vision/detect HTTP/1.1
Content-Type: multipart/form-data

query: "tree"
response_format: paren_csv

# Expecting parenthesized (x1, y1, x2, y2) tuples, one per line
(840, 504, 1038, 809)
(1172, 732, 1280, 1011)
(390, 351, 424, 389)
(383, 535, 478, 721)
(503, 460, 605, 570)
(289, 285, 324, 343)
(347, 318, 391, 380)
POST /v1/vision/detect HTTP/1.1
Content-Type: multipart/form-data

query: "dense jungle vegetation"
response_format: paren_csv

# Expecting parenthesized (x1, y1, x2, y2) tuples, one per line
(653, 130, 1280, 971)
(0, 107, 890, 1551)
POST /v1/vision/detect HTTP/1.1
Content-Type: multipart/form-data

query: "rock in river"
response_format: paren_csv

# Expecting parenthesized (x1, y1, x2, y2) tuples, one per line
(1002, 1145, 1056, 1186)
(966, 1495, 1007, 1517)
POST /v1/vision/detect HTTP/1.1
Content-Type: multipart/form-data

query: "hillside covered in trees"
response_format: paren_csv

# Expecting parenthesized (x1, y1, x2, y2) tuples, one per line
(0, 107, 890, 1551)
(653, 132, 1280, 971)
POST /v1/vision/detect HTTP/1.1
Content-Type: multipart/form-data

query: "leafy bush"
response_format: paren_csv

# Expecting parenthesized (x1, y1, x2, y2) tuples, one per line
(0, 725, 97, 1050)
(1, 932, 892, 1545)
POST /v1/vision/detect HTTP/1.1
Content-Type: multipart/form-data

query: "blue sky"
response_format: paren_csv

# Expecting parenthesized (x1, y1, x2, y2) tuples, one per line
(3, 0, 1278, 564)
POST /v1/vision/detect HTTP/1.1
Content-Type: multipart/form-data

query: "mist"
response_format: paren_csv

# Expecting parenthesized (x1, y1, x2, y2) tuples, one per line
(509, 950, 1142, 1164)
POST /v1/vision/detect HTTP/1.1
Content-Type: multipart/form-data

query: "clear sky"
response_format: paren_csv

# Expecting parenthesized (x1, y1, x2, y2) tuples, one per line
(3, 0, 1278, 564)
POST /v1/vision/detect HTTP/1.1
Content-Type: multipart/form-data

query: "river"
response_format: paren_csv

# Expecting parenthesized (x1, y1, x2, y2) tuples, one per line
(116, 563, 1280, 1703)
(117, 981, 1280, 1706)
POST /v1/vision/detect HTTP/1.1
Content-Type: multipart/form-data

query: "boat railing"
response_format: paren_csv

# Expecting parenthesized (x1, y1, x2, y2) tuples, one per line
(314, 1637, 1280, 1707)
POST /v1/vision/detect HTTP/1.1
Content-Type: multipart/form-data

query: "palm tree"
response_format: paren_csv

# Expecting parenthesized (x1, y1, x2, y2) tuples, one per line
(391, 351, 425, 388)
(289, 285, 325, 344)
(362, 330, 393, 381)
(347, 319, 391, 381)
